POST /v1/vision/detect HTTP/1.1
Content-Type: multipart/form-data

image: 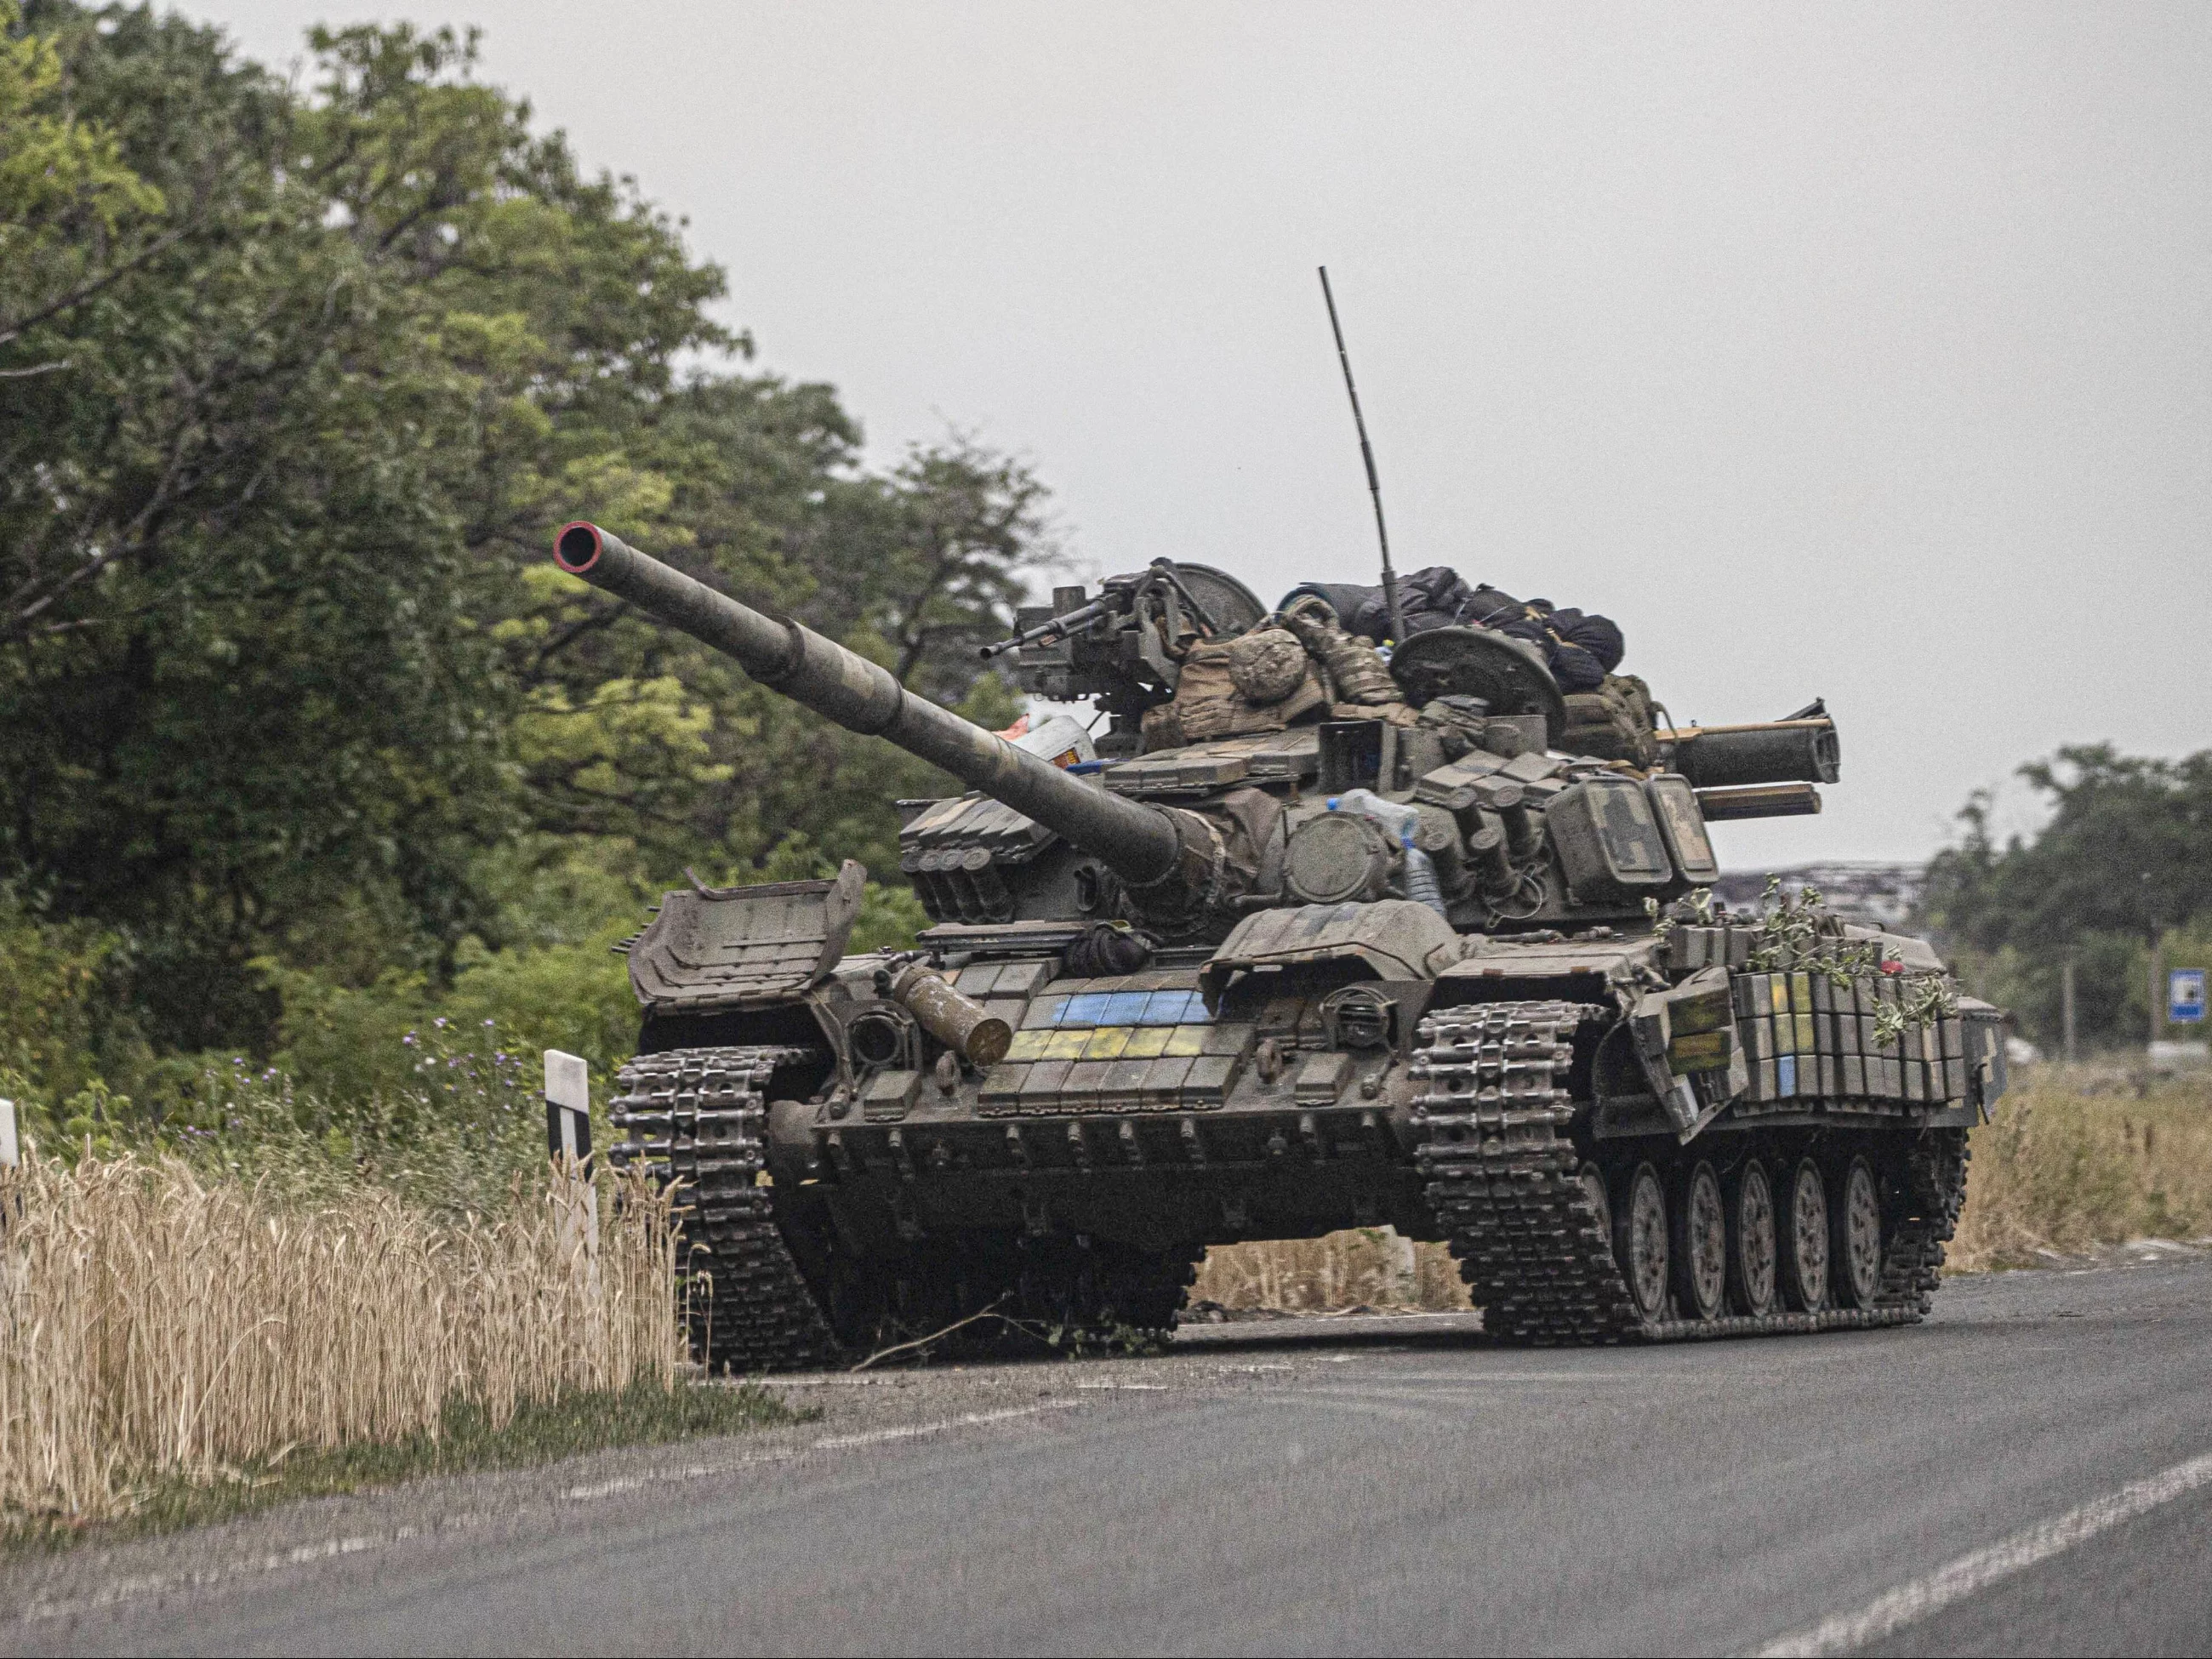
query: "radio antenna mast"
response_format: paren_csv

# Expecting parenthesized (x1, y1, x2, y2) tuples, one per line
(1317, 265, 1406, 645)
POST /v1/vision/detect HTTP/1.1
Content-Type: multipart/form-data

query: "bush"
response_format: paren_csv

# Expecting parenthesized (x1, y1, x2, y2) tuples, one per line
(0, 896, 151, 1153)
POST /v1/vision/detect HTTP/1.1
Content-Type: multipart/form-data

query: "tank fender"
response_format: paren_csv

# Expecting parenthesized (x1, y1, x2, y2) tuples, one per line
(627, 859, 867, 1012)
(1958, 996, 2010, 1119)
(1198, 900, 1463, 1012)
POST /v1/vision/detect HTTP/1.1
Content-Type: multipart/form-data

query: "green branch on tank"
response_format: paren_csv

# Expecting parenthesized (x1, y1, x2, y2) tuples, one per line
(1651, 878, 1958, 1039)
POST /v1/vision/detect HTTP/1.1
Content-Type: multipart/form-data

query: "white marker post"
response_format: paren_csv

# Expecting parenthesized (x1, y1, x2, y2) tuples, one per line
(0, 1099, 17, 1238)
(544, 1052, 601, 1293)
(544, 1051, 592, 1172)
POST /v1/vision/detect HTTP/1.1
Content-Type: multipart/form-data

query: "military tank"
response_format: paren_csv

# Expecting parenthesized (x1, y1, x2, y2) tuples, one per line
(554, 521, 2004, 1365)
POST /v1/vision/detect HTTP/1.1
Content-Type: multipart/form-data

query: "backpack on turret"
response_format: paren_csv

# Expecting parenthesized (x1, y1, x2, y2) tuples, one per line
(1559, 672, 1658, 767)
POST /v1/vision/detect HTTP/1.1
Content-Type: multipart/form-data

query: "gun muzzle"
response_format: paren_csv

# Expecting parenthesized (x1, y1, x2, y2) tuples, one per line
(1660, 718, 1840, 790)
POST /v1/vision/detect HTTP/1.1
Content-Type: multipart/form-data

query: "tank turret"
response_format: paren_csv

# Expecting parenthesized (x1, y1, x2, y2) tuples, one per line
(557, 522, 1846, 943)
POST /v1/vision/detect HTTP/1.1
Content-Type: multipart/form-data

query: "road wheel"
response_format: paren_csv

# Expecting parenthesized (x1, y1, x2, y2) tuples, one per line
(1830, 1154, 1884, 1309)
(1671, 1161, 1727, 1322)
(1725, 1158, 1779, 1317)
(1614, 1162, 1670, 1320)
(1577, 1160, 1612, 1253)
(1780, 1155, 1829, 1312)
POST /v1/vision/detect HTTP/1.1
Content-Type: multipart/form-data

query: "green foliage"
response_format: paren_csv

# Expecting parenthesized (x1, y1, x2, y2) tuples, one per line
(0, 6, 1051, 1092)
(0, 0, 162, 350)
(0, 892, 150, 1149)
(1651, 879, 1958, 1039)
(1930, 745, 2212, 949)
(1927, 745, 2212, 1049)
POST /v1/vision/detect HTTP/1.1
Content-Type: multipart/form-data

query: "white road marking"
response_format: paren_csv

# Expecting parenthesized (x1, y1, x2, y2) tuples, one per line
(16, 1401, 1088, 1625)
(17, 1522, 470, 1625)
(737, 1374, 945, 1388)
(810, 1400, 1080, 1451)
(1752, 1448, 2212, 1656)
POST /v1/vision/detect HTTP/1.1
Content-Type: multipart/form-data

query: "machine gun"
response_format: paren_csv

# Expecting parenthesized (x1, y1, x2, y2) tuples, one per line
(978, 559, 1239, 661)
(979, 560, 1264, 750)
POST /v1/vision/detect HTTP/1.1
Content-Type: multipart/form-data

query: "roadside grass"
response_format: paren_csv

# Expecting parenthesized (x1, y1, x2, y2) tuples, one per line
(10, 1070, 2200, 1550)
(1951, 1064, 2212, 1270)
(3, 1380, 807, 1557)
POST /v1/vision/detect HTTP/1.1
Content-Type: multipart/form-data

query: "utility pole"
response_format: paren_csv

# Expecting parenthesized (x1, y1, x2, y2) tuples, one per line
(2142, 872, 2162, 1051)
(2150, 928, 2165, 1049)
(2061, 950, 2078, 1066)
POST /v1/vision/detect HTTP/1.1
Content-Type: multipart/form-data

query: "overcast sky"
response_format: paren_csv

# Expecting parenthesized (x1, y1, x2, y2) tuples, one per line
(183, 1, 2210, 866)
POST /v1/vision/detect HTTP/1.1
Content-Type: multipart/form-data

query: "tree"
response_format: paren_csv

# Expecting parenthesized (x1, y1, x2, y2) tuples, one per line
(0, 0, 164, 385)
(1924, 744, 2212, 1047)
(0, 7, 1051, 1060)
(3, 9, 529, 1044)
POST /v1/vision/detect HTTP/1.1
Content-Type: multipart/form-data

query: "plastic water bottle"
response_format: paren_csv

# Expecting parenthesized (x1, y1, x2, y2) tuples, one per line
(1327, 789, 1449, 918)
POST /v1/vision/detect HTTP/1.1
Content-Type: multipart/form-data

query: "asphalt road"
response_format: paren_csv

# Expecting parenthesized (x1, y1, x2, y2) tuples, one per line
(7, 1254, 2211, 1657)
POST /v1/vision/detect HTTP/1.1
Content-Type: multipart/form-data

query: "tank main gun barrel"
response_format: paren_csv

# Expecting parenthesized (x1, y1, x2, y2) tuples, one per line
(554, 523, 1206, 899)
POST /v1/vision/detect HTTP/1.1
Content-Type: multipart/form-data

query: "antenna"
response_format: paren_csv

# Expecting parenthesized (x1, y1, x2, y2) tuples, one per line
(1317, 266, 1406, 645)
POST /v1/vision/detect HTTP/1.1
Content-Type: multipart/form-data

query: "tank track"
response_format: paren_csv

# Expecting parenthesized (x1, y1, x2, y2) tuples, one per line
(608, 1045, 843, 1371)
(1411, 1001, 1970, 1344)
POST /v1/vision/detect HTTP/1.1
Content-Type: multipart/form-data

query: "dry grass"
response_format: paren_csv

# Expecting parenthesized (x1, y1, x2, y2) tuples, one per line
(1193, 1228, 1471, 1314)
(0, 1154, 683, 1528)
(1951, 1064, 2212, 1270)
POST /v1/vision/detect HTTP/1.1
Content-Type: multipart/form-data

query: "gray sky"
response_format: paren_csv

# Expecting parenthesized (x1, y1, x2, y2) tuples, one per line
(185, 0, 2211, 865)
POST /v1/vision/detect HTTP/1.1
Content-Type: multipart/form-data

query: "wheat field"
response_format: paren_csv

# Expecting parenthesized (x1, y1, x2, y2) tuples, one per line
(9, 1070, 2203, 1524)
(0, 1154, 681, 1525)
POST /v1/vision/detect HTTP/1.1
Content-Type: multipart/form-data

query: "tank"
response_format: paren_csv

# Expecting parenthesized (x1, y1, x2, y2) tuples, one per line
(554, 521, 2003, 1366)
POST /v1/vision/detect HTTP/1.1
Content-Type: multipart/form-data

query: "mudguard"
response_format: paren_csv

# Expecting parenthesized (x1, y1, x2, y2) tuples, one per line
(627, 859, 868, 1012)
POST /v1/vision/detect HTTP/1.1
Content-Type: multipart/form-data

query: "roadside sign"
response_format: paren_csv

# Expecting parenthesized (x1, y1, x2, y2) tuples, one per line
(0, 1098, 15, 1167)
(543, 1051, 600, 1286)
(544, 1049, 593, 1169)
(2171, 969, 2207, 1024)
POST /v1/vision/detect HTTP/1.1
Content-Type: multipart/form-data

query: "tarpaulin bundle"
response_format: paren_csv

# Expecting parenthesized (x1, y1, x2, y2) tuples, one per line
(1276, 569, 1625, 694)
